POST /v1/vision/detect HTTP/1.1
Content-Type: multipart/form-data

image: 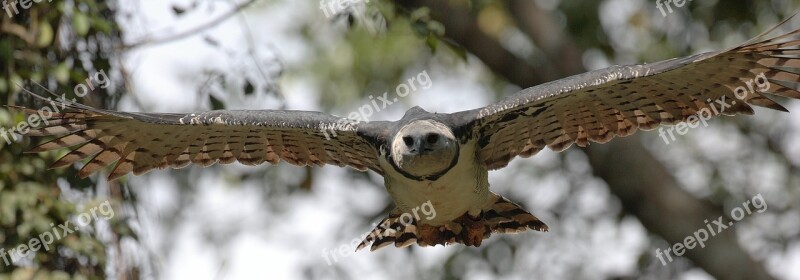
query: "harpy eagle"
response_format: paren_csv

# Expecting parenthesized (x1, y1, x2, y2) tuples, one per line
(16, 20, 800, 251)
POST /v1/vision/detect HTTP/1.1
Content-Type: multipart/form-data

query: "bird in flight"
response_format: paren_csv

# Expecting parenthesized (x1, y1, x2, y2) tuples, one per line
(16, 18, 800, 251)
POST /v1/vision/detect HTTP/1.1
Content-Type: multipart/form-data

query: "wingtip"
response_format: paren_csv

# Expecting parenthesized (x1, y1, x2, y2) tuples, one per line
(48, 161, 71, 170)
(107, 173, 124, 182)
(748, 95, 791, 112)
(17, 82, 54, 101)
(28, 143, 54, 154)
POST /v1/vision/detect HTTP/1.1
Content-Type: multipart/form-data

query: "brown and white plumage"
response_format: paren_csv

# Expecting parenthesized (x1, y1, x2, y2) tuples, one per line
(17, 19, 800, 251)
(19, 101, 388, 180)
(454, 24, 800, 170)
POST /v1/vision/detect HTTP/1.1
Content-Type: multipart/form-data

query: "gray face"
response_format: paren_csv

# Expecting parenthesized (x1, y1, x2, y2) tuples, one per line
(390, 120, 458, 178)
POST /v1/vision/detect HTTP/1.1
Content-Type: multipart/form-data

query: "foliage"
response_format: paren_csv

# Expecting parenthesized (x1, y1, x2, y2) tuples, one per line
(0, 0, 133, 279)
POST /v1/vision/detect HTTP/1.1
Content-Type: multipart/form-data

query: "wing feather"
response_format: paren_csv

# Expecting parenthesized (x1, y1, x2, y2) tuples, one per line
(19, 101, 388, 180)
(455, 22, 800, 170)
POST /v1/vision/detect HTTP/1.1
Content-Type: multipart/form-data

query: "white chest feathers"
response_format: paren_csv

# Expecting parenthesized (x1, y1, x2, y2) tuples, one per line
(380, 140, 492, 225)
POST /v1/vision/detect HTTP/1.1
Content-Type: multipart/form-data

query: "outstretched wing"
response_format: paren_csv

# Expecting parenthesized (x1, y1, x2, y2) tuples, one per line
(454, 21, 800, 170)
(18, 98, 389, 180)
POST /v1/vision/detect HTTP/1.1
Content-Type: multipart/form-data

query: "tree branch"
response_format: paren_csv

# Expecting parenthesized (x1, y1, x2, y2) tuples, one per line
(396, 0, 557, 88)
(586, 136, 773, 279)
(122, 0, 258, 50)
(507, 0, 583, 77)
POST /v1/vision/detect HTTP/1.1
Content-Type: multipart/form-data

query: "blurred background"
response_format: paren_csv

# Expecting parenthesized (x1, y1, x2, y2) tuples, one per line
(1, 0, 800, 279)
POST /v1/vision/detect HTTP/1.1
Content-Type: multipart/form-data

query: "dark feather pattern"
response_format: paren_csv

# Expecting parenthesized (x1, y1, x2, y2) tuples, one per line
(452, 20, 800, 170)
(18, 98, 387, 180)
(356, 193, 547, 251)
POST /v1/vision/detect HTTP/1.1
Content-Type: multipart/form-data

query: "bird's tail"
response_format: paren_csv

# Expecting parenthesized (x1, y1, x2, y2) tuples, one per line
(356, 192, 548, 251)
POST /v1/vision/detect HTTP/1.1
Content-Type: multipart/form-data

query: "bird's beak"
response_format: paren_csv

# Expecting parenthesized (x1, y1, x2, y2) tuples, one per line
(405, 141, 426, 158)
(413, 138, 435, 156)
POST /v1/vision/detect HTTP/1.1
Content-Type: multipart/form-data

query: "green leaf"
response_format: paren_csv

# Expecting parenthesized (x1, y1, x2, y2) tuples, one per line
(428, 21, 445, 37)
(50, 271, 71, 280)
(73, 12, 91, 36)
(92, 17, 114, 34)
(426, 35, 438, 53)
(409, 7, 430, 21)
(54, 63, 70, 84)
(35, 21, 54, 47)
(9, 73, 23, 94)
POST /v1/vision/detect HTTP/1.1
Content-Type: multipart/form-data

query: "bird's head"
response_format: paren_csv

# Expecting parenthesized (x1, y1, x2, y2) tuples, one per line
(390, 119, 458, 178)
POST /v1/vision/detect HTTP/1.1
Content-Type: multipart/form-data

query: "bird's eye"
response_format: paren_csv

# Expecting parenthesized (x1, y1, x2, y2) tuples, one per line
(426, 133, 439, 144)
(403, 136, 414, 147)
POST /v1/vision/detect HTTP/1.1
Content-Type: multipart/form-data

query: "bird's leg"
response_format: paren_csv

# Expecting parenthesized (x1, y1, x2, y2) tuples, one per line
(454, 211, 491, 247)
(416, 222, 445, 246)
